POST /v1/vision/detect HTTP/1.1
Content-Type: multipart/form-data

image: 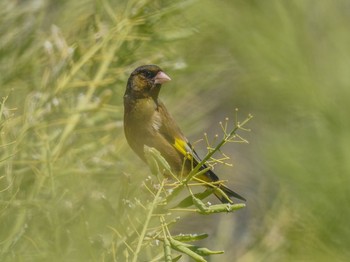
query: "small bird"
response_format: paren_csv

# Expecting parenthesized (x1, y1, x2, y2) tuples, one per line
(123, 65, 245, 203)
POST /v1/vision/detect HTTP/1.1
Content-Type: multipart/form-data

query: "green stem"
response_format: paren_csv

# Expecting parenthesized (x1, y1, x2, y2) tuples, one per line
(186, 114, 253, 182)
(132, 180, 165, 262)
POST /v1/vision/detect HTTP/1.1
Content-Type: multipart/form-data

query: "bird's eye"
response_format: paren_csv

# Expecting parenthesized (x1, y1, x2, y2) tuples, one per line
(142, 70, 155, 79)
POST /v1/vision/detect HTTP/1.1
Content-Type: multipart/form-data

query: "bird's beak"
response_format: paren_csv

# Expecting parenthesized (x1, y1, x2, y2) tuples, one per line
(154, 71, 171, 84)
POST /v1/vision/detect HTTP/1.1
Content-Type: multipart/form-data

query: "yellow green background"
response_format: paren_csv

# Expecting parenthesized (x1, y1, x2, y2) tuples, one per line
(1, 0, 349, 261)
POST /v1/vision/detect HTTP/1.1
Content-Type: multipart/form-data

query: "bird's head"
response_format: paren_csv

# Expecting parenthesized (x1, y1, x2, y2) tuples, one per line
(125, 65, 171, 99)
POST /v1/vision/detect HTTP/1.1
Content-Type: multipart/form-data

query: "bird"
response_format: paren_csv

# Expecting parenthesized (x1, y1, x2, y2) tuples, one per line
(123, 64, 245, 203)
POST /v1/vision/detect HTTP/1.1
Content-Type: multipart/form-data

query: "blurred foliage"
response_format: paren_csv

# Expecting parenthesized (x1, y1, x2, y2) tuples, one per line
(1, 0, 350, 261)
(177, 1, 350, 261)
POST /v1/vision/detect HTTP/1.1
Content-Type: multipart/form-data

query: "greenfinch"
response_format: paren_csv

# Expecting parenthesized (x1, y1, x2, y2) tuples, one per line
(123, 65, 245, 203)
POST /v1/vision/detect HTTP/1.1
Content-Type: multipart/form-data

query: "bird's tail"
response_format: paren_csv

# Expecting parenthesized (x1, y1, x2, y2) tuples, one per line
(214, 184, 246, 203)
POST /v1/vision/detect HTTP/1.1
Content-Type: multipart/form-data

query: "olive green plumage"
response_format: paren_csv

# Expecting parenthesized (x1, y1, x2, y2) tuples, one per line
(123, 65, 245, 203)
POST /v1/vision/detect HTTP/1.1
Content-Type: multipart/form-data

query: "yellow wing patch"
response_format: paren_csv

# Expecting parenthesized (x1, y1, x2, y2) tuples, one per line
(173, 137, 193, 160)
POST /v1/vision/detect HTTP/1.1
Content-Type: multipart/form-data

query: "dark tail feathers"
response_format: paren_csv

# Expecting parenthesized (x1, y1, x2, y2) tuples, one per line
(214, 184, 246, 203)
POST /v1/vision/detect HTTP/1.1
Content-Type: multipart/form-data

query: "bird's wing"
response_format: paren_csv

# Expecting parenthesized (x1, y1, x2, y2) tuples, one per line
(156, 101, 246, 202)
(156, 102, 219, 182)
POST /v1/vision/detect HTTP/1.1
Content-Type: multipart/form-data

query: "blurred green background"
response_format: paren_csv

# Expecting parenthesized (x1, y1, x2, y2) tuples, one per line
(1, 0, 349, 261)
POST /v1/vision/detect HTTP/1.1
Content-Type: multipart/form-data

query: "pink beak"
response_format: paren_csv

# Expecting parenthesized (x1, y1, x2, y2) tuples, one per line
(154, 71, 171, 84)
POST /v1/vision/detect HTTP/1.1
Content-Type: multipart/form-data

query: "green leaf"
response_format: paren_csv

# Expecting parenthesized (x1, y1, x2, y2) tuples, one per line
(144, 145, 172, 176)
(175, 190, 213, 208)
(173, 233, 208, 242)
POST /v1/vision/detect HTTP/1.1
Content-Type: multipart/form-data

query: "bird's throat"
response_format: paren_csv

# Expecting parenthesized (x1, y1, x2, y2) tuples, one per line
(150, 84, 161, 101)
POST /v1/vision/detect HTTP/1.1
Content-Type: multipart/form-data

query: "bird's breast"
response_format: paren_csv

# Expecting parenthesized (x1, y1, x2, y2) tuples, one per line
(124, 98, 160, 156)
